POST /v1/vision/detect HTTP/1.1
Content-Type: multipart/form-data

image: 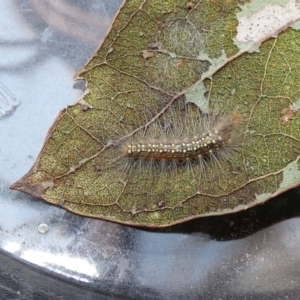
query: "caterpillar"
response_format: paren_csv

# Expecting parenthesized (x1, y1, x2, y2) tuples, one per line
(115, 102, 242, 175)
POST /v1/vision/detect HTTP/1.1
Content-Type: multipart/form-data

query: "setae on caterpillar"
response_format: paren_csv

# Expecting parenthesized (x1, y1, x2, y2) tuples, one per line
(113, 99, 242, 176)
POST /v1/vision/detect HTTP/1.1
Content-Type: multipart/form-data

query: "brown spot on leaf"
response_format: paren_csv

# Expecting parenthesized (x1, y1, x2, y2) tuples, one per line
(186, 2, 195, 10)
(65, 179, 74, 186)
(94, 165, 103, 172)
(142, 50, 154, 59)
(281, 104, 300, 124)
(157, 21, 165, 34)
(173, 59, 184, 68)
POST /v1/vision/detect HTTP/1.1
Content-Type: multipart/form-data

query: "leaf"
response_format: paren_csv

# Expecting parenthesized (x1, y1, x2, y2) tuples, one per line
(11, 0, 300, 227)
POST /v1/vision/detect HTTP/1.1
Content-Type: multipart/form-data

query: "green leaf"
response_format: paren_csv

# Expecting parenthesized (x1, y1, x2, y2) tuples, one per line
(11, 0, 300, 227)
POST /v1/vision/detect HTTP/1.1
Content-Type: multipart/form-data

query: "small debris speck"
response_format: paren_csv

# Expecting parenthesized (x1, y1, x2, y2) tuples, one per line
(149, 41, 162, 50)
(81, 104, 90, 111)
(38, 223, 49, 234)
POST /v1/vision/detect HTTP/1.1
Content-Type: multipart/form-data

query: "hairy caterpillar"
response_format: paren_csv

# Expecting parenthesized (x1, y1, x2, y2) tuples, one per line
(115, 101, 242, 175)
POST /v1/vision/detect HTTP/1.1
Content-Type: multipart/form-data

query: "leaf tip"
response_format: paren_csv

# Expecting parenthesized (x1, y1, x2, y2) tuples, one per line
(10, 175, 54, 199)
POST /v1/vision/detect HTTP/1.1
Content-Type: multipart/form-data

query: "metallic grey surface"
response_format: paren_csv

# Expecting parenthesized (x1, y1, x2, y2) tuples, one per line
(1, 1, 300, 299)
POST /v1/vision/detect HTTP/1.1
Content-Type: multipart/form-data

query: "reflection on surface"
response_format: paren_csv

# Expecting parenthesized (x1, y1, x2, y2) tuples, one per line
(0, 82, 20, 118)
(21, 250, 99, 282)
(3, 241, 21, 254)
(26, 0, 115, 42)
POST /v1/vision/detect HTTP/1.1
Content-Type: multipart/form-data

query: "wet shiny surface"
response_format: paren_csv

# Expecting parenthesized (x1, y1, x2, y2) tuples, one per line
(1, 1, 300, 299)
